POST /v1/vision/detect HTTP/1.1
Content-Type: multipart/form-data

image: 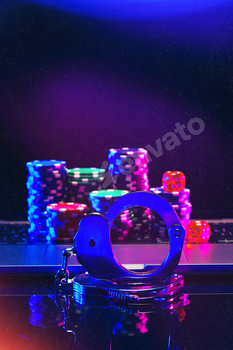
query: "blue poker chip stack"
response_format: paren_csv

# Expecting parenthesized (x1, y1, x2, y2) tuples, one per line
(149, 186, 192, 242)
(26, 160, 67, 242)
(108, 148, 152, 242)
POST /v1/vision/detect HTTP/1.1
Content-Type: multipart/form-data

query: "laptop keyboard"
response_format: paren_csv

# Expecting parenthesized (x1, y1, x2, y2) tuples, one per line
(208, 219, 233, 243)
(0, 221, 29, 244)
(0, 219, 233, 244)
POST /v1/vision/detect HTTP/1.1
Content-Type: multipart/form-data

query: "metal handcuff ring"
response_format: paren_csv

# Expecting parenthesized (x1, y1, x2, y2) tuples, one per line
(74, 191, 185, 283)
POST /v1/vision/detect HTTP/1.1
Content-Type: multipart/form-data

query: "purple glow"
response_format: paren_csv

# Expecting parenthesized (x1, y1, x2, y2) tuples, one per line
(199, 243, 212, 258)
(7, 65, 192, 155)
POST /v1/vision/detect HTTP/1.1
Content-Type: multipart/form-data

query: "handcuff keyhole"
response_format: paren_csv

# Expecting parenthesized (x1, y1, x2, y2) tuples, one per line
(89, 239, 95, 247)
(173, 229, 182, 238)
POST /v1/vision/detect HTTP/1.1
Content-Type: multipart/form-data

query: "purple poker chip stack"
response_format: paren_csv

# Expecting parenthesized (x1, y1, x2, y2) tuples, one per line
(149, 186, 192, 242)
(108, 148, 151, 242)
(108, 148, 149, 191)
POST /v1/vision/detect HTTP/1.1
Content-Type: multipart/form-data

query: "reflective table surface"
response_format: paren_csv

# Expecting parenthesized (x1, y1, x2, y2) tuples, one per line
(1, 278, 233, 350)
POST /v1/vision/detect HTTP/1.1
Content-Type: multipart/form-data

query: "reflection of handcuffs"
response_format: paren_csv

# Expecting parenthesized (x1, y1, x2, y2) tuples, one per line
(55, 293, 187, 350)
(56, 191, 187, 309)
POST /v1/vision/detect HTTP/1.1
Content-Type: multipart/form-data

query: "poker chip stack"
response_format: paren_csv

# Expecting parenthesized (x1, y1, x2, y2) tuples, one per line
(108, 148, 149, 191)
(108, 148, 151, 242)
(66, 168, 106, 209)
(26, 160, 67, 242)
(46, 202, 87, 242)
(128, 206, 151, 242)
(149, 186, 192, 242)
(89, 189, 134, 242)
(89, 189, 129, 213)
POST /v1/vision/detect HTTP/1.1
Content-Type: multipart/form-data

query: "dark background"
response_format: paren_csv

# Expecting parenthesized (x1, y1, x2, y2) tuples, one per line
(0, 0, 233, 219)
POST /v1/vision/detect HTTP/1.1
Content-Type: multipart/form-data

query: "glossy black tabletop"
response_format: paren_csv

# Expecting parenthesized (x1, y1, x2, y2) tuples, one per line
(1, 280, 233, 350)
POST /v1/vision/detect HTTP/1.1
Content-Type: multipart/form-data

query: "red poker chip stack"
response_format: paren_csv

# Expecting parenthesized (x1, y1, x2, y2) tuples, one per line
(46, 202, 88, 242)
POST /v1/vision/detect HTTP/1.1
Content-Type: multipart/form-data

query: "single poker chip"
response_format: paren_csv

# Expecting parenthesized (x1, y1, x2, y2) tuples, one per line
(46, 204, 86, 214)
(46, 210, 85, 220)
(27, 173, 66, 181)
(26, 182, 64, 191)
(46, 202, 87, 214)
(172, 202, 192, 215)
(67, 178, 105, 185)
(89, 189, 129, 200)
(67, 168, 105, 178)
(27, 160, 66, 169)
(48, 227, 76, 235)
(46, 220, 82, 231)
(27, 171, 66, 180)
(150, 186, 190, 196)
(27, 190, 65, 198)
(27, 168, 67, 176)
(150, 187, 190, 204)
(108, 147, 148, 158)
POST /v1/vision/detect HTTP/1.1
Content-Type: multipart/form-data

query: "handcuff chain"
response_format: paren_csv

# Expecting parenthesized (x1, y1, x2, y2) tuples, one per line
(55, 246, 75, 286)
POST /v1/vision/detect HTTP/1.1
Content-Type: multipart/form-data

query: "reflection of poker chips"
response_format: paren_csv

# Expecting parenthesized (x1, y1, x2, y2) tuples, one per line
(46, 202, 87, 242)
(29, 295, 63, 328)
(89, 189, 134, 242)
(150, 187, 190, 205)
(66, 168, 106, 208)
(108, 148, 149, 191)
(26, 160, 67, 242)
(113, 313, 149, 336)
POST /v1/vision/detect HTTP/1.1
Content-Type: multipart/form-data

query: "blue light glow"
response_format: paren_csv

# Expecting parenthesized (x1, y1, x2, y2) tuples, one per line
(26, 0, 230, 19)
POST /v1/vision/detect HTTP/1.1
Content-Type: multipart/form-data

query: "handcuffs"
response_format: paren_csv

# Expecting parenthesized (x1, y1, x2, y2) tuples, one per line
(55, 191, 187, 310)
